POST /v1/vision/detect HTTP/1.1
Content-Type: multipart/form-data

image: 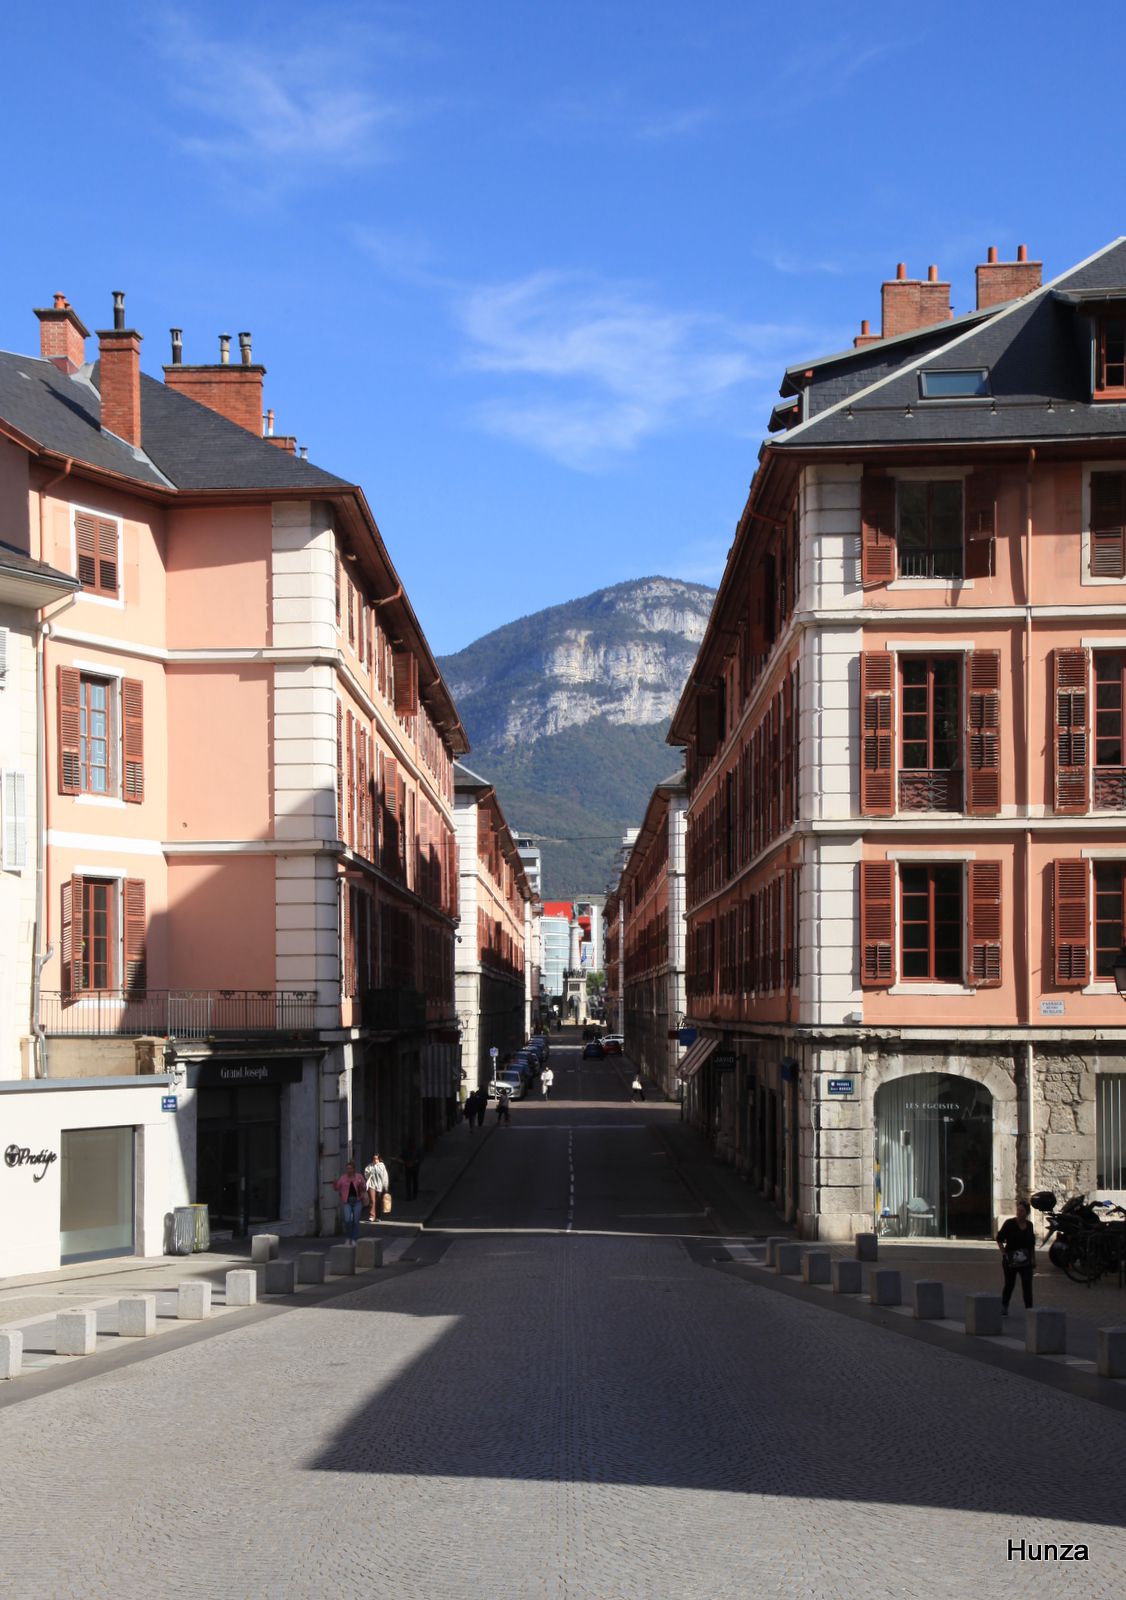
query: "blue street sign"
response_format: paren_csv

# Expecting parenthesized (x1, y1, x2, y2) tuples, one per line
(827, 1079, 854, 1097)
(161, 1095, 178, 1112)
(678, 1027, 698, 1046)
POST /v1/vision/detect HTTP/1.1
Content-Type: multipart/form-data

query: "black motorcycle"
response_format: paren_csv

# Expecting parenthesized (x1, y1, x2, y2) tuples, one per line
(1031, 1190, 1126, 1284)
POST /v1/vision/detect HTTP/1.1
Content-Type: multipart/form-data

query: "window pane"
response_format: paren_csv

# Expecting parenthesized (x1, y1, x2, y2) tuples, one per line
(920, 369, 989, 398)
(902, 950, 929, 977)
(934, 946, 962, 981)
(898, 483, 927, 547)
(931, 482, 963, 542)
(900, 867, 928, 895)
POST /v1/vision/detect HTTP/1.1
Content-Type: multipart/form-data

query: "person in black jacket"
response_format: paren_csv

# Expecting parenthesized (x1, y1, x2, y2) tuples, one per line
(997, 1199, 1036, 1314)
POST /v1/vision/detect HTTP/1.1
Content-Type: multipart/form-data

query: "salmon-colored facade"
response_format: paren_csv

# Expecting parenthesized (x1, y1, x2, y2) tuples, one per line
(670, 240, 1126, 1240)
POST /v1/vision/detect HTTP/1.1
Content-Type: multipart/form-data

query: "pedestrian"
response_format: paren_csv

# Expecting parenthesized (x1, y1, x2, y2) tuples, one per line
(400, 1142, 422, 1202)
(464, 1088, 477, 1126)
(631, 1074, 645, 1102)
(334, 1161, 366, 1243)
(997, 1198, 1036, 1315)
(364, 1151, 390, 1223)
(496, 1087, 511, 1124)
(541, 1065, 554, 1098)
(475, 1089, 487, 1128)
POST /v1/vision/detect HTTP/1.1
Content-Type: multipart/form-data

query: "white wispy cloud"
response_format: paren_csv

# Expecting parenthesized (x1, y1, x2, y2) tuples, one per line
(457, 271, 803, 470)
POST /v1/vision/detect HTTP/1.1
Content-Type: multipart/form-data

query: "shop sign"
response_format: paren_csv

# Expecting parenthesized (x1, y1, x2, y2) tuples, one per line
(4, 1144, 58, 1182)
(678, 1027, 698, 1046)
(192, 1059, 303, 1088)
(712, 1052, 737, 1071)
(1040, 999, 1065, 1016)
(162, 1095, 178, 1112)
(828, 1078, 855, 1097)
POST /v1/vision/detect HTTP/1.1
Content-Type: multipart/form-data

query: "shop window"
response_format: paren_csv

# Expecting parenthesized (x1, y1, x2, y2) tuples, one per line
(900, 863, 962, 982)
(897, 480, 964, 579)
(899, 656, 961, 811)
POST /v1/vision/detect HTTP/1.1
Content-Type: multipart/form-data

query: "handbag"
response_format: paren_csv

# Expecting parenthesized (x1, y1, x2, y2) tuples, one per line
(381, 1191, 392, 1215)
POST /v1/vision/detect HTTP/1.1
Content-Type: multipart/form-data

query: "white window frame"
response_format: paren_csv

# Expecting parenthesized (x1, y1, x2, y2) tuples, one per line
(1, 768, 28, 871)
(1080, 460, 1126, 587)
(878, 641, 974, 820)
(71, 658, 124, 804)
(70, 504, 125, 610)
(71, 866, 128, 999)
(886, 466, 975, 592)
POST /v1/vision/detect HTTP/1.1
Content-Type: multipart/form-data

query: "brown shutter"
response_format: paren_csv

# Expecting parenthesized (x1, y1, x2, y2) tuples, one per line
(1090, 471, 1126, 578)
(122, 678, 144, 803)
(393, 651, 419, 716)
(860, 651, 895, 815)
(860, 861, 894, 988)
(57, 665, 81, 794)
(1052, 859, 1090, 987)
(966, 650, 1001, 815)
(696, 688, 721, 759)
(1053, 647, 1090, 814)
(964, 471, 997, 579)
(967, 861, 1002, 987)
(343, 882, 354, 998)
(96, 517, 118, 594)
(61, 875, 85, 994)
(346, 711, 355, 847)
(336, 702, 344, 838)
(123, 878, 147, 995)
(860, 473, 897, 587)
(75, 514, 98, 587)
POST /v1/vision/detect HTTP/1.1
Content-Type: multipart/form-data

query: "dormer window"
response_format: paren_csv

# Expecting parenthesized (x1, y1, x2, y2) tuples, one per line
(918, 368, 990, 399)
(1096, 318, 1126, 397)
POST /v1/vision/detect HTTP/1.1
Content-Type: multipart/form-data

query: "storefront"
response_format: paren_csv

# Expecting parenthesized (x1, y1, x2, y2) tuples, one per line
(874, 1072, 994, 1238)
(189, 1057, 308, 1238)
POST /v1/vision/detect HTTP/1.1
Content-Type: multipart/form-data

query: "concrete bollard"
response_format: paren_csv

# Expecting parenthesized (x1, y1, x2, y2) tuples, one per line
(225, 1269, 258, 1307)
(764, 1236, 789, 1267)
(912, 1280, 945, 1320)
(250, 1233, 279, 1264)
(117, 1295, 156, 1337)
(801, 1251, 831, 1285)
(869, 1268, 901, 1307)
(57, 1308, 97, 1355)
(328, 1243, 356, 1276)
(1096, 1325, 1126, 1379)
(832, 1258, 863, 1294)
(177, 1281, 212, 1321)
(1025, 1308, 1066, 1356)
(854, 1232, 879, 1262)
(775, 1243, 802, 1276)
(0, 1330, 23, 1379)
(965, 1293, 1003, 1336)
(297, 1251, 326, 1285)
(264, 1258, 296, 1295)
(355, 1238, 383, 1270)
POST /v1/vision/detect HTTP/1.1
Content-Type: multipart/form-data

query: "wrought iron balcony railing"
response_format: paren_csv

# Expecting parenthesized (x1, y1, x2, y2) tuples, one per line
(40, 989, 318, 1039)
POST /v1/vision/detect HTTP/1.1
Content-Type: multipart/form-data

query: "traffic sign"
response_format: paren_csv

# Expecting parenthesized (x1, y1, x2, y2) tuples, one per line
(489, 1046, 499, 1059)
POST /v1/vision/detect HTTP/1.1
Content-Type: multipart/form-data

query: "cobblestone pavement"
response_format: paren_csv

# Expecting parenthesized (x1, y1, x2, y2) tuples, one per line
(2, 1035, 1124, 1598)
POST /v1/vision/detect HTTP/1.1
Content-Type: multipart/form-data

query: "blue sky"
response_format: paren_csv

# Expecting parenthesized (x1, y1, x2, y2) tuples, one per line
(0, 1, 1121, 652)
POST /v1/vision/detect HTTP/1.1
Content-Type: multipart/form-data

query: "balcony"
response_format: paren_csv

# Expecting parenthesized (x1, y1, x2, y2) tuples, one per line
(898, 769, 963, 812)
(40, 990, 318, 1040)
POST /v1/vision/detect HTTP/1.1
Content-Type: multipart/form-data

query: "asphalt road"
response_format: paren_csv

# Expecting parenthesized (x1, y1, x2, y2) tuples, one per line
(1, 1032, 1125, 1598)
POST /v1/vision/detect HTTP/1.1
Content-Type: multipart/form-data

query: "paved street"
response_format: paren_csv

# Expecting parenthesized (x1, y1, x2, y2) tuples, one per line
(2, 1035, 1126, 1598)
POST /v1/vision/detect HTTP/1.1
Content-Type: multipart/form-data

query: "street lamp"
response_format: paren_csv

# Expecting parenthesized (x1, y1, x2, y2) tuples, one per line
(1113, 944, 1126, 997)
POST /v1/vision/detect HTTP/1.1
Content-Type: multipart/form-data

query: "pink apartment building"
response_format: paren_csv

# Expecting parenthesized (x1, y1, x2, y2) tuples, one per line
(670, 239, 1126, 1241)
(0, 291, 466, 1273)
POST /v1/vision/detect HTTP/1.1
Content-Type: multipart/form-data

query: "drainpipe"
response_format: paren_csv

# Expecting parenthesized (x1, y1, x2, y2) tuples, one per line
(1025, 1039, 1036, 1201)
(1022, 449, 1035, 1030)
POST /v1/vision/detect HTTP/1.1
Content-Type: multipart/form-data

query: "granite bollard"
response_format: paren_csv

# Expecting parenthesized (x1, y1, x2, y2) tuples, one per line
(801, 1251, 831, 1285)
(869, 1268, 901, 1306)
(328, 1243, 356, 1276)
(225, 1269, 258, 1307)
(355, 1238, 383, 1270)
(117, 1295, 156, 1337)
(177, 1281, 212, 1321)
(965, 1293, 1003, 1336)
(250, 1233, 279, 1264)
(1096, 1325, 1126, 1379)
(0, 1330, 23, 1379)
(56, 1308, 97, 1355)
(264, 1258, 296, 1295)
(831, 1258, 863, 1294)
(912, 1281, 945, 1320)
(297, 1251, 326, 1285)
(1025, 1308, 1066, 1355)
(854, 1232, 879, 1262)
(775, 1243, 802, 1276)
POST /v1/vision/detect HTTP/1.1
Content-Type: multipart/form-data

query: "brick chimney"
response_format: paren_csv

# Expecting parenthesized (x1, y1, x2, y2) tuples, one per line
(163, 329, 265, 434)
(97, 292, 143, 448)
(880, 263, 951, 339)
(976, 244, 1042, 311)
(853, 318, 881, 349)
(34, 293, 89, 374)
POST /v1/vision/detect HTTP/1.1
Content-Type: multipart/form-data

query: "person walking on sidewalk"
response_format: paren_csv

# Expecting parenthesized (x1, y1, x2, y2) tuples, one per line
(475, 1090, 487, 1127)
(496, 1088, 511, 1124)
(997, 1199, 1036, 1315)
(631, 1074, 645, 1102)
(364, 1152, 390, 1223)
(541, 1066, 554, 1098)
(400, 1142, 422, 1202)
(335, 1162, 366, 1243)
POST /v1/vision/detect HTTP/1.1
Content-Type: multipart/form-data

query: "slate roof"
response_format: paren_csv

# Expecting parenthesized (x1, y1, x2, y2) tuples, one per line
(772, 237, 1126, 451)
(0, 350, 352, 493)
(0, 539, 77, 588)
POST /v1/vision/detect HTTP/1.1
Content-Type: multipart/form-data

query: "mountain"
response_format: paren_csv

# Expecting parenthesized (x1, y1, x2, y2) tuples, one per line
(438, 577, 715, 897)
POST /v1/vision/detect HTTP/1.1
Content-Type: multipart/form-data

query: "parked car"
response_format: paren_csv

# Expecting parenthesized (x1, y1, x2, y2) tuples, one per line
(510, 1052, 538, 1085)
(602, 1036, 623, 1056)
(529, 1034, 549, 1059)
(582, 1040, 605, 1060)
(488, 1069, 525, 1100)
(525, 1038, 548, 1062)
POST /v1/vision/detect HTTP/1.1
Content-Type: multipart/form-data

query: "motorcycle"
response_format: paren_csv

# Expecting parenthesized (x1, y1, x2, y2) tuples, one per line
(1031, 1190, 1126, 1283)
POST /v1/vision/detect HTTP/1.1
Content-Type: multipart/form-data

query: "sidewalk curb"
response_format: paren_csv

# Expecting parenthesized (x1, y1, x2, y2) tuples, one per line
(418, 1122, 498, 1229)
(650, 1118, 795, 1242)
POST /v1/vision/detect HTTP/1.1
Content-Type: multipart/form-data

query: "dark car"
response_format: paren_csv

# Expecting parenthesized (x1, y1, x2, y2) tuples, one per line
(583, 1040, 604, 1060)
(602, 1037, 623, 1056)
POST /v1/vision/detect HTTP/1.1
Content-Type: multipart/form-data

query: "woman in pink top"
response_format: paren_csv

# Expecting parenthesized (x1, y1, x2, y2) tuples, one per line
(334, 1161, 365, 1243)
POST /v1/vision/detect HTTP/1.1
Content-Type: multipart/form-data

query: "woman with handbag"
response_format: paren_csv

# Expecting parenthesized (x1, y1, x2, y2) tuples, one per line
(334, 1162, 366, 1244)
(365, 1152, 390, 1223)
(997, 1199, 1036, 1315)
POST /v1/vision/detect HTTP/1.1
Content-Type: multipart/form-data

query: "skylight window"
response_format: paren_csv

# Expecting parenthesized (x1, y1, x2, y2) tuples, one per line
(919, 368, 990, 399)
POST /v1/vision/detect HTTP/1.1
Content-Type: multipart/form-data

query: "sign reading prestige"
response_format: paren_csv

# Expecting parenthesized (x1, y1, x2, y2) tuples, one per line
(5, 1144, 58, 1182)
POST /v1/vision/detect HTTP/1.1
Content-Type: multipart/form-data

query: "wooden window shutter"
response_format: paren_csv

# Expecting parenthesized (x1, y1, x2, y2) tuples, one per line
(1090, 471, 1126, 578)
(335, 556, 341, 626)
(57, 666, 82, 794)
(336, 702, 344, 837)
(96, 518, 118, 594)
(393, 651, 418, 716)
(123, 878, 147, 995)
(1053, 647, 1090, 814)
(75, 513, 97, 587)
(343, 882, 354, 997)
(346, 711, 355, 846)
(859, 861, 894, 988)
(860, 652, 895, 815)
(385, 756, 399, 817)
(697, 688, 721, 759)
(964, 471, 997, 579)
(860, 473, 897, 587)
(966, 650, 1001, 815)
(1052, 858, 1090, 987)
(61, 875, 85, 994)
(967, 861, 1002, 987)
(122, 678, 144, 803)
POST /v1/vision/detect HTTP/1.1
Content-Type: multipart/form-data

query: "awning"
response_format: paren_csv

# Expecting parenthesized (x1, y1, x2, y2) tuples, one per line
(677, 1035, 718, 1082)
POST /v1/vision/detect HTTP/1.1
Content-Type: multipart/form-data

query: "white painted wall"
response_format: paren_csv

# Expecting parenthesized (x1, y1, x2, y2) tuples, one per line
(799, 834, 863, 1026)
(0, 605, 38, 1081)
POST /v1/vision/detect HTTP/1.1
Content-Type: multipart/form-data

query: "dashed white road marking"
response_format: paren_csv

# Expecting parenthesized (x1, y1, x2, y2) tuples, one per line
(566, 1129, 575, 1233)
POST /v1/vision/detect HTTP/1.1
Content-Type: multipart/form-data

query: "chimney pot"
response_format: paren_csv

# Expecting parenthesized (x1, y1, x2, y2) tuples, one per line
(170, 328, 183, 365)
(975, 243, 1042, 310)
(112, 291, 125, 331)
(219, 333, 231, 365)
(53, 292, 67, 310)
(300, 445, 308, 460)
(928, 264, 938, 283)
(266, 408, 275, 436)
(987, 245, 998, 264)
(239, 331, 252, 366)
(861, 318, 870, 335)
(1017, 243, 1028, 262)
(896, 262, 907, 281)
